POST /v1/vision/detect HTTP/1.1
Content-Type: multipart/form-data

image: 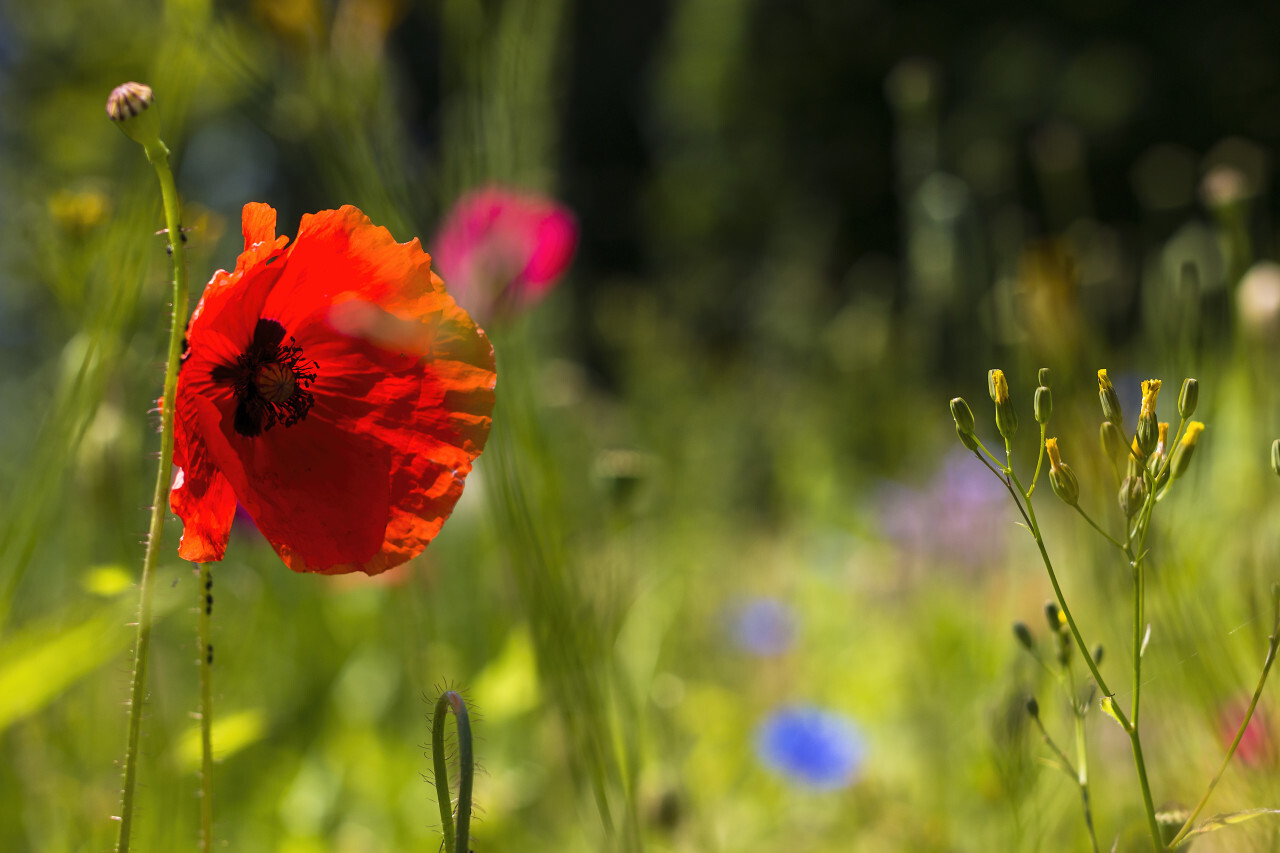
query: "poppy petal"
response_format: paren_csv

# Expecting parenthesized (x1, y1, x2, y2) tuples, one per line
(170, 203, 495, 575)
(170, 385, 237, 562)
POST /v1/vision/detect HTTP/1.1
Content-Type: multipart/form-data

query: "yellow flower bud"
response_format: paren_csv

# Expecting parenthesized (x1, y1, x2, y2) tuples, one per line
(989, 369, 1018, 439)
(1045, 437, 1080, 506)
(1136, 379, 1161, 456)
(1170, 421, 1205, 479)
(1098, 369, 1124, 430)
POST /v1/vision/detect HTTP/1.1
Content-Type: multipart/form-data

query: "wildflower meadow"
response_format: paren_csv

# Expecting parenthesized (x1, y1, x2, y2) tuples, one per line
(5, 3, 1280, 852)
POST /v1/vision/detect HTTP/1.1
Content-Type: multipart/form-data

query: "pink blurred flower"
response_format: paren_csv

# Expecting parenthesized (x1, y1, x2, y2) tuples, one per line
(432, 186, 578, 321)
(1220, 700, 1275, 767)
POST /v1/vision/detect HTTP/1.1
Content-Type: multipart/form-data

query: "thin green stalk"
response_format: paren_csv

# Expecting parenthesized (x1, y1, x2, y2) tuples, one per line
(199, 563, 214, 853)
(1009, 470, 1163, 851)
(1073, 708, 1100, 853)
(114, 131, 189, 853)
(1167, 588, 1280, 849)
(432, 691, 474, 853)
(1027, 424, 1047, 497)
(1073, 505, 1127, 551)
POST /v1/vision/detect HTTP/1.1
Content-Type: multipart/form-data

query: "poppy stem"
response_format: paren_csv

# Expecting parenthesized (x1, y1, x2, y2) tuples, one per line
(198, 563, 214, 853)
(432, 690, 474, 853)
(114, 137, 189, 853)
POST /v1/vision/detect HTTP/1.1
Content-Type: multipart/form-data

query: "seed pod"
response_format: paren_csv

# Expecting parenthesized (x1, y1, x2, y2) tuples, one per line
(1178, 378, 1198, 419)
(1034, 386, 1052, 425)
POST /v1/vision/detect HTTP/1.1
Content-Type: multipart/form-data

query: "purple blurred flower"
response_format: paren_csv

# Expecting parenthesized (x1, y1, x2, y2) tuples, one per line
(432, 186, 578, 321)
(729, 597, 796, 656)
(756, 706, 864, 790)
(876, 449, 1007, 569)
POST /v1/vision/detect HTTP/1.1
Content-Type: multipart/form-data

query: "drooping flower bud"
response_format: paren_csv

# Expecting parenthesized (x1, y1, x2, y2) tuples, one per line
(106, 82, 166, 159)
(1097, 369, 1124, 431)
(989, 369, 1018, 440)
(1178, 378, 1198, 420)
(1136, 379, 1162, 457)
(1034, 386, 1052, 425)
(950, 397, 976, 435)
(1026, 696, 1040, 718)
(1170, 421, 1205, 479)
(1045, 437, 1080, 506)
(1120, 474, 1148, 517)
(1092, 644, 1104, 666)
(1013, 622, 1034, 651)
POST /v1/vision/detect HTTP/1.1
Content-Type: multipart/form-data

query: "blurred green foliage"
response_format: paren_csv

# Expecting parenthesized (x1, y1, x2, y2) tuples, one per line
(4, 0, 1280, 851)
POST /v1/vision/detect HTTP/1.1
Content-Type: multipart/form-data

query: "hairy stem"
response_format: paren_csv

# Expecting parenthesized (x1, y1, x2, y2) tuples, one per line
(199, 563, 214, 853)
(114, 140, 188, 853)
(433, 691, 474, 853)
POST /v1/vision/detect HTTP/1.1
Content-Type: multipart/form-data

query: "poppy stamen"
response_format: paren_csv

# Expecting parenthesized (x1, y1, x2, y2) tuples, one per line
(212, 318, 318, 437)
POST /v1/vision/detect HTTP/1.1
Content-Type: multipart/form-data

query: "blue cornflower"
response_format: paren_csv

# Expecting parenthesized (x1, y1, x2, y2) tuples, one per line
(755, 706, 864, 790)
(730, 597, 796, 656)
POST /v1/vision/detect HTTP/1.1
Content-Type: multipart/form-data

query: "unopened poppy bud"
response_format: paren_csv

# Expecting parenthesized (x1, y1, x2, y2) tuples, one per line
(1044, 600, 1063, 634)
(1092, 644, 1104, 665)
(989, 369, 1018, 439)
(1034, 386, 1052, 424)
(1013, 621, 1034, 651)
(1026, 696, 1040, 718)
(1038, 367, 1052, 386)
(1100, 421, 1127, 471)
(1136, 379, 1161, 456)
(1045, 437, 1079, 506)
(1272, 439, 1280, 478)
(106, 82, 166, 158)
(1170, 421, 1205, 479)
(1120, 474, 1147, 517)
(950, 397, 976, 435)
(1178, 378, 1198, 419)
(1097, 369, 1124, 431)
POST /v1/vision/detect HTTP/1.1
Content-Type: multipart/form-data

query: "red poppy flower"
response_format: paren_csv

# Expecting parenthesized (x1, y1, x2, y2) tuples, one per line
(171, 203, 496, 575)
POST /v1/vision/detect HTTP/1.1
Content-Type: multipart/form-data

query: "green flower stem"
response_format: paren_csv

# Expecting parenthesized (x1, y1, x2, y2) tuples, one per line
(199, 563, 214, 853)
(114, 138, 188, 853)
(1073, 505, 1127, 551)
(1027, 424, 1047, 498)
(432, 691, 474, 853)
(1073, 707, 1100, 853)
(1007, 469, 1163, 852)
(1167, 588, 1280, 849)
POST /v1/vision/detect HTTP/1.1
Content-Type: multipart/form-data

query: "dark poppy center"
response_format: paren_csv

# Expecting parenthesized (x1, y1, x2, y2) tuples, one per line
(211, 318, 318, 438)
